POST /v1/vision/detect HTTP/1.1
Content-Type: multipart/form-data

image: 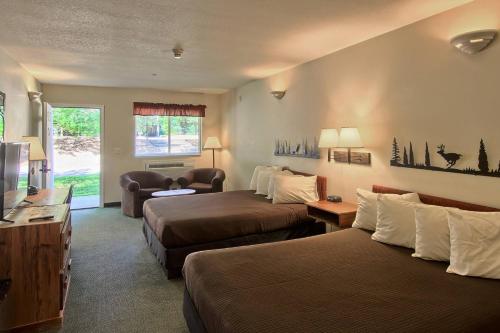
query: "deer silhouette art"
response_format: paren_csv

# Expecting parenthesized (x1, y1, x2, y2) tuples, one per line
(437, 144, 462, 169)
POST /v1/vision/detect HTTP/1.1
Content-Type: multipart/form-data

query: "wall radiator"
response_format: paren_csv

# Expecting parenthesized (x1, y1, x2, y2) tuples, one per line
(144, 161, 194, 187)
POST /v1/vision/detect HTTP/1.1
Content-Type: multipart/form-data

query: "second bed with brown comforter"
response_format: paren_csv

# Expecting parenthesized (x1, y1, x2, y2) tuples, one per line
(143, 189, 325, 278)
(183, 228, 500, 333)
(182, 186, 500, 333)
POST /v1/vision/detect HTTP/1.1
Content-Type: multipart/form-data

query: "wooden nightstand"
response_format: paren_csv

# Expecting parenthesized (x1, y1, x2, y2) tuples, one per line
(306, 201, 357, 232)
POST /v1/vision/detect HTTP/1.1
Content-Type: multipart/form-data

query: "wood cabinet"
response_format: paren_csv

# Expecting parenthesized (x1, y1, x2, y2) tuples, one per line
(0, 203, 72, 331)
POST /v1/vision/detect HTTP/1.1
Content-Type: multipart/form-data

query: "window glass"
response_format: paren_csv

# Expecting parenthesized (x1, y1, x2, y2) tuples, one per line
(135, 116, 201, 156)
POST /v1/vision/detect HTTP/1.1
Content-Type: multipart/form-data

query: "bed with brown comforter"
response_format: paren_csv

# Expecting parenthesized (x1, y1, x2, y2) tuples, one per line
(182, 186, 500, 333)
(143, 179, 326, 278)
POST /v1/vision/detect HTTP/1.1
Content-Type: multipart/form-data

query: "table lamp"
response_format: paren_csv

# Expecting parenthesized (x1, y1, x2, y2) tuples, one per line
(203, 137, 222, 168)
(22, 136, 47, 194)
(318, 129, 339, 162)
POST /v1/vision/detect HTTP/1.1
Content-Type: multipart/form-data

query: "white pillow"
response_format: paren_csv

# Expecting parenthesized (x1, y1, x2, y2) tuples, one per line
(255, 169, 275, 195)
(266, 170, 294, 199)
(352, 189, 421, 231)
(272, 175, 319, 204)
(412, 204, 457, 262)
(371, 196, 419, 248)
(447, 210, 500, 279)
(249, 166, 282, 190)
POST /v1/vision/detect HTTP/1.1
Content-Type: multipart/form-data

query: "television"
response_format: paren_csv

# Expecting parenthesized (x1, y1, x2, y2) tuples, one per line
(0, 142, 30, 220)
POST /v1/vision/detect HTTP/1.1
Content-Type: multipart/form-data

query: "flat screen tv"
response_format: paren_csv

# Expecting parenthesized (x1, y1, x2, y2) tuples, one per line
(0, 142, 30, 220)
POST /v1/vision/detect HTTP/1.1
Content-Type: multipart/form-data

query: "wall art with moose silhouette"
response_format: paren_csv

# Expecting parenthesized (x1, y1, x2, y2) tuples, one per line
(274, 137, 320, 159)
(390, 137, 500, 178)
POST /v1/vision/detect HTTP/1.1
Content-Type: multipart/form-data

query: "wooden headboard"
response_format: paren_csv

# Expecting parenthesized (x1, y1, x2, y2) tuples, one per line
(373, 185, 499, 212)
(283, 167, 327, 201)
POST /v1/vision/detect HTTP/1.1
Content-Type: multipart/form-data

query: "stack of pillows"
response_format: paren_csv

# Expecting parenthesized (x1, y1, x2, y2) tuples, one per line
(352, 189, 500, 280)
(249, 165, 319, 204)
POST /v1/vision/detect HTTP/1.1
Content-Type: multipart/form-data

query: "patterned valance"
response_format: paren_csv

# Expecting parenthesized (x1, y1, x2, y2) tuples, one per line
(133, 102, 206, 117)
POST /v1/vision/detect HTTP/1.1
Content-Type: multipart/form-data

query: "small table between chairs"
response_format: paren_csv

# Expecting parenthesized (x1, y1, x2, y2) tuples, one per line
(151, 189, 196, 198)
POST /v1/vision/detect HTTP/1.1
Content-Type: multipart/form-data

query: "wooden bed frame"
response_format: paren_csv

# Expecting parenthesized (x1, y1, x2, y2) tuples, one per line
(372, 185, 499, 212)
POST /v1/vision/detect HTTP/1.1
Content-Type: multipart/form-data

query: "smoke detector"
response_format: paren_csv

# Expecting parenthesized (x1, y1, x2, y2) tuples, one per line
(451, 30, 497, 55)
(172, 48, 184, 59)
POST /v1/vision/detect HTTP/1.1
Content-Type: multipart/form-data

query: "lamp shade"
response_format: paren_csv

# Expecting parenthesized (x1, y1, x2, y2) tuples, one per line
(318, 129, 339, 148)
(203, 136, 222, 149)
(337, 128, 363, 148)
(22, 136, 47, 161)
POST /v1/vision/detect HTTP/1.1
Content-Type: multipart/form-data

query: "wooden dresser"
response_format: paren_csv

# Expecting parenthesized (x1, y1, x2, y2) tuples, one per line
(0, 189, 72, 331)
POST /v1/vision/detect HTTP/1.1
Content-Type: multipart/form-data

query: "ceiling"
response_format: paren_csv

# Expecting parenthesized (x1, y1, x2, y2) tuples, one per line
(0, 0, 471, 93)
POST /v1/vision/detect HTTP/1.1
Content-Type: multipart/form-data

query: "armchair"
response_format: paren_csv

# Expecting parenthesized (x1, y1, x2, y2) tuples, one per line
(177, 168, 225, 194)
(120, 171, 173, 217)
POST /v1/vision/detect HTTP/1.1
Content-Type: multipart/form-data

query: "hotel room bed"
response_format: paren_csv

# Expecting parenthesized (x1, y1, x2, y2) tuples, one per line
(182, 186, 500, 333)
(143, 171, 327, 278)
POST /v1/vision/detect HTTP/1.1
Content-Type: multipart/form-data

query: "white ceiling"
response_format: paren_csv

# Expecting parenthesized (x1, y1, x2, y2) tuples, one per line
(0, 0, 470, 93)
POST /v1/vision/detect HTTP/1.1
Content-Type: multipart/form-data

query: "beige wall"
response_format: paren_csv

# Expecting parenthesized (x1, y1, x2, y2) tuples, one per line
(42, 84, 222, 203)
(0, 48, 40, 140)
(221, 0, 500, 208)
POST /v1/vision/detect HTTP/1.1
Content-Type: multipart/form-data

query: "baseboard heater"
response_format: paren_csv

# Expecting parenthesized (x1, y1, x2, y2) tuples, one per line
(145, 161, 194, 187)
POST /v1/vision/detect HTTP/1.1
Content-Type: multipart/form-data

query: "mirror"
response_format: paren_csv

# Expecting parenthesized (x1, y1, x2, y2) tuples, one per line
(0, 91, 4, 141)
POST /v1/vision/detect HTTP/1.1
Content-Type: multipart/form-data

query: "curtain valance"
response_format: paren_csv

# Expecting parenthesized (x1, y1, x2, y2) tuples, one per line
(133, 102, 206, 117)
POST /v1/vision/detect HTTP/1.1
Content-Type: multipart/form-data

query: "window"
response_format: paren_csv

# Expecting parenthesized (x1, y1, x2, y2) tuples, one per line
(135, 115, 201, 157)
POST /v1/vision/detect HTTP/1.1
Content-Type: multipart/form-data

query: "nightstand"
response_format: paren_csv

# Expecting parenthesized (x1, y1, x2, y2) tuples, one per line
(306, 201, 357, 232)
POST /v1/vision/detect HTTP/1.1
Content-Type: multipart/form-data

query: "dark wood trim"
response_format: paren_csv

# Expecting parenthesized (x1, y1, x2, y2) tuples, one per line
(104, 202, 121, 208)
(372, 185, 499, 212)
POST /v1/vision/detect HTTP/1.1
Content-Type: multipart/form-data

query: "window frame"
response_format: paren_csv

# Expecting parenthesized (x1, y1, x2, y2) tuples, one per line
(134, 115, 202, 158)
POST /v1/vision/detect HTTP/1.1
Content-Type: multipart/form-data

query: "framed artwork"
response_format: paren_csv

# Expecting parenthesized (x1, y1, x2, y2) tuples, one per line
(274, 137, 320, 159)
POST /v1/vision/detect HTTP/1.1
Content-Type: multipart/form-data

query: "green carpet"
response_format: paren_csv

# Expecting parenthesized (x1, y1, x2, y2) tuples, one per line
(45, 208, 188, 333)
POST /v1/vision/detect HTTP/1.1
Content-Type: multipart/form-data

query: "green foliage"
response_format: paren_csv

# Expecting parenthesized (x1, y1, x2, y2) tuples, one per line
(135, 116, 199, 137)
(0, 106, 4, 140)
(54, 174, 100, 197)
(53, 108, 100, 137)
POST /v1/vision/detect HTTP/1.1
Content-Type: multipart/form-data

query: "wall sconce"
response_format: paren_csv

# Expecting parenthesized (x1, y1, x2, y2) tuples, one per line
(270, 91, 286, 100)
(318, 129, 338, 162)
(334, 127, 371, 165)
(451, 30, 497, 55)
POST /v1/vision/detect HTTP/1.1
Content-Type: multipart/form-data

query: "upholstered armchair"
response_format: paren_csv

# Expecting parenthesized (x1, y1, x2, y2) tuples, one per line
(177, 168, 225, 194)
(120, 171, 173, 217)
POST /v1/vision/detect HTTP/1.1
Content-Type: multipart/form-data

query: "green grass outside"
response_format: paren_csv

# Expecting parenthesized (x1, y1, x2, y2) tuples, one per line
(55, 173, 100, 197)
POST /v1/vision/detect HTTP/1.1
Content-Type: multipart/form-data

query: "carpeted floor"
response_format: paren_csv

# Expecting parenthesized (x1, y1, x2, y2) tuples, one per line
(45, 207, 188, 333)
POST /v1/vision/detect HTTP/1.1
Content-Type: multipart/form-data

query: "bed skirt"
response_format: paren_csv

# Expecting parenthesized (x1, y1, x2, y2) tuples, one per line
(143, 220, 325, 279)
(183, 288, 207, 333)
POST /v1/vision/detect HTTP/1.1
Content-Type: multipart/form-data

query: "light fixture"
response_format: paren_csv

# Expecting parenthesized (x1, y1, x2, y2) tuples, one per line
(203, 136, 222, 168)
(22, 136, 48, 194)
(270, 91, 286, 100)
(318, 129, 338, 162)
(172, 48, 184, 59)
(336, 127, 370, 165)
(451, 30, 497, 55)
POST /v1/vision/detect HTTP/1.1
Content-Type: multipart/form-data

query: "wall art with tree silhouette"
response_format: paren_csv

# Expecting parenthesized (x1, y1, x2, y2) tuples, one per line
(390, 137, 500, 178)
(274, 137, 320, 159)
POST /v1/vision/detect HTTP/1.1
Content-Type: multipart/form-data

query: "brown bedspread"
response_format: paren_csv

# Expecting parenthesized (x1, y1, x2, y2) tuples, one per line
(184, 228, 500, 333)
(143, 190, 312, 248)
